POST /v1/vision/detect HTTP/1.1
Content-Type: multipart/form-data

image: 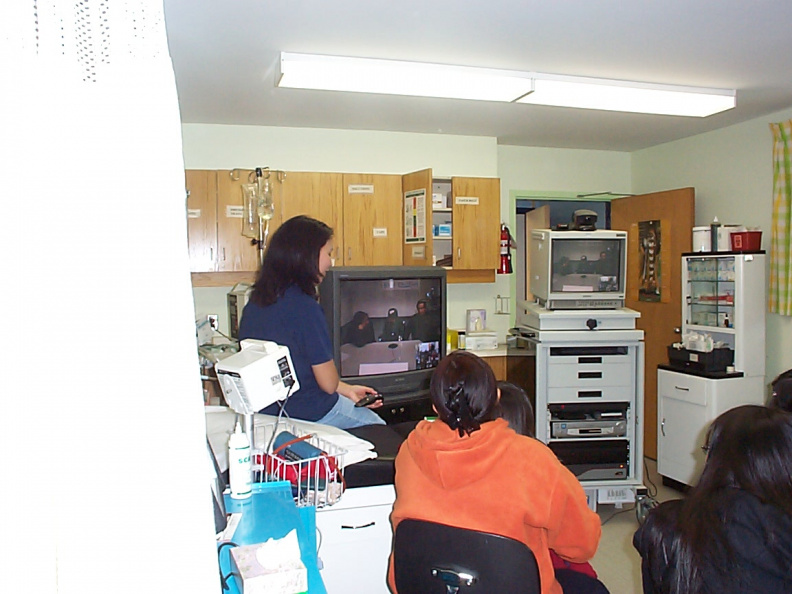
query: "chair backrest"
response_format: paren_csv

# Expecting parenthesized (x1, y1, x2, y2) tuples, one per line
(393, 519, 541, 594)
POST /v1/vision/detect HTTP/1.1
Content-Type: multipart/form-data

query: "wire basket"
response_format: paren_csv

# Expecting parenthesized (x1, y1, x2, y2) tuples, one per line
(251, 421, 346, 508)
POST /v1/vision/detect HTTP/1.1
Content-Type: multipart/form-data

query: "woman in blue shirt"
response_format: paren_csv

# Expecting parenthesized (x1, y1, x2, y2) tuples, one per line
(239, 215, 385, 429)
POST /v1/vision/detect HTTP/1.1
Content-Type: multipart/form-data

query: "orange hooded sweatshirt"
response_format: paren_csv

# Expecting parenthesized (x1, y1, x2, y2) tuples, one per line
(388, 418, 601, 594)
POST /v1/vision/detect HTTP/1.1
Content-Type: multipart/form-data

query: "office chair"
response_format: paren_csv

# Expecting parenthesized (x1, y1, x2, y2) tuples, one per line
(393, 519, 541, 594)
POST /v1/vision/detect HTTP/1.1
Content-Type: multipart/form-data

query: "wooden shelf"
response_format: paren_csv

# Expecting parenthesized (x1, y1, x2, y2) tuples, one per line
(445, 269, 496, 284)
(191, 271, 256, 287)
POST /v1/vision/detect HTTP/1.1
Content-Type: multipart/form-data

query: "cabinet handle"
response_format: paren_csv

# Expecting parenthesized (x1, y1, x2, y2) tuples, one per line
(673, 386, 690, 391)
(578, 371, 602, 379)
(457, 247, 461, 260)
(222, 247, 226, 261)
(210, 247, 214, 262)
(348, 247, 351, 261)
(661, 418, 666, 437)
(341, 521, 375, 530)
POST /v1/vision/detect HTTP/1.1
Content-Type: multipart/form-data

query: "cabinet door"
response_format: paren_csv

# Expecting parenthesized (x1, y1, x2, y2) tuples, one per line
(216, 171, 261, 272)
(343, 174, 403, 266)
(402, 168, 433, 266)
(451, 177, 500, 270)
(186, 170, 218, 272)
(657, 371, 708, 485)
(486, 356, 507, 381)
(277, 172, 344, 262)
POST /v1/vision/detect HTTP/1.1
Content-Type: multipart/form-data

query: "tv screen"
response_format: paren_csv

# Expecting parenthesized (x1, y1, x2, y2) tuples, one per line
(319, 267, 446, 400)
(551, 238, 623, 294)
(530, 229, 627, 309)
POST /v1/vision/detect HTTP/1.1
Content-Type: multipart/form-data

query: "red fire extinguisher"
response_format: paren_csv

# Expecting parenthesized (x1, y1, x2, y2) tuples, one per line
(498, 223, 514, 274)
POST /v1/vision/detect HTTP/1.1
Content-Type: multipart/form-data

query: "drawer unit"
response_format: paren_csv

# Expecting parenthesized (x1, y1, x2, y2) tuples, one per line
(547, 347, 633, 389)
(315, 485, 395, 593)
(547, 384, 634, 404)
(658, 370, 709, 407)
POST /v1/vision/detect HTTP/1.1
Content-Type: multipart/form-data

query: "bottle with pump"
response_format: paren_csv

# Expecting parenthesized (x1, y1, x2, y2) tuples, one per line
(228, 420, 252, 499)
(710, 216, 721, 252)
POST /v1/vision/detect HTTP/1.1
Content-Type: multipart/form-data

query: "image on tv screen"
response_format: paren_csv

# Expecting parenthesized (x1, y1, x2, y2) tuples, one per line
(337, 278, 442, 377)
(551, 239, 622, 293)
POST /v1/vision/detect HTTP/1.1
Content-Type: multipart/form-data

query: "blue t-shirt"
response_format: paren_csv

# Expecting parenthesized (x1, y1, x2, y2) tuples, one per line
(238, 285, 338, 421)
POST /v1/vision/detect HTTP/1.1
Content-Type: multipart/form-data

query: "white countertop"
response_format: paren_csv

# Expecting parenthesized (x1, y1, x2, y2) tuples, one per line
(450, 344, 509, 357)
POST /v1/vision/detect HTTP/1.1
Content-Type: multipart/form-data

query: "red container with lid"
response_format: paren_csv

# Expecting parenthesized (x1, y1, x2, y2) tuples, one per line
(730, 230, 762, 252)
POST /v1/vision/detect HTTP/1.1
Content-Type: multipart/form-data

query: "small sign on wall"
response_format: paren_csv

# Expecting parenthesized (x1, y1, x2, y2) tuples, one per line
(226, 205, 244, 218)
(373, 228, 388, 237)
(187, 209, 201, 219)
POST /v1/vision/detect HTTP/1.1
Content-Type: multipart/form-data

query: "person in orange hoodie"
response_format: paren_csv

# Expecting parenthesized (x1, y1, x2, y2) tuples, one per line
(388, 351, 606, 594)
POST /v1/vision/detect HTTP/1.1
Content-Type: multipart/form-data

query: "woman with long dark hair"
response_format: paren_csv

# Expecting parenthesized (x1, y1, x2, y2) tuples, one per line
(238, 215, 384, 429)
(388, 351, 604, 594)
(634, 405, 792, 593)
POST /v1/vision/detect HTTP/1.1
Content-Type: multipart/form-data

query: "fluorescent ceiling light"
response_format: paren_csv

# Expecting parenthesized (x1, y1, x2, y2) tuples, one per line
(278, 52, 534, 102)
(516, 73, 736, 117)
(277, 52, 736, 117)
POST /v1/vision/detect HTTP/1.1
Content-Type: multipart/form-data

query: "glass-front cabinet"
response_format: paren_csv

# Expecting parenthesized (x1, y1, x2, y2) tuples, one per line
(659, 251, 766, 487)
(685, 256, 736, 339)
(681, 252, 765, 377)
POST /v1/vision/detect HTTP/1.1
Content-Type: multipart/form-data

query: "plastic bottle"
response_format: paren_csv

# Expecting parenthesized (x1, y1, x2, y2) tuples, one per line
(228, 420, 252, 499)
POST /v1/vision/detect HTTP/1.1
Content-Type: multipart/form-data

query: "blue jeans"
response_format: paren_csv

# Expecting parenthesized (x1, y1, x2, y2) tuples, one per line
(316, 395, 386, 429)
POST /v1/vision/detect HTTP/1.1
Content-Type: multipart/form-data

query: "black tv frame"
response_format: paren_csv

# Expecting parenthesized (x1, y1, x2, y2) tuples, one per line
(318, 266, 447, 410)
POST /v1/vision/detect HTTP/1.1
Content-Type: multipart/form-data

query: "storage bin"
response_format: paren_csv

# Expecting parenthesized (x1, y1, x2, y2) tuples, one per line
(667, 346, 734, 373)
(730, 230, 762, 252)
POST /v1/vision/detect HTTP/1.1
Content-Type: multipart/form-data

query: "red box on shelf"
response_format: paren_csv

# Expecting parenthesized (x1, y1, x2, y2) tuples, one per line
(730, 231, 761, 252)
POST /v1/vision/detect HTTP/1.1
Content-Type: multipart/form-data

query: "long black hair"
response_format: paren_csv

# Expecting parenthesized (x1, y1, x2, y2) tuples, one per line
(430, 351, 499, 437)
(652, 405, 792, 592)
(249, 215, 333, 307)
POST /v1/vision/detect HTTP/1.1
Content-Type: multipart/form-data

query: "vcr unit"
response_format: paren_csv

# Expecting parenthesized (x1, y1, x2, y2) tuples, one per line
(548, 402, 630, 481)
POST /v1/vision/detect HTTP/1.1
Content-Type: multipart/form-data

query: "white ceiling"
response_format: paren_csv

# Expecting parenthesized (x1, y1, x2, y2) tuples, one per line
(163, 0, 792, 152)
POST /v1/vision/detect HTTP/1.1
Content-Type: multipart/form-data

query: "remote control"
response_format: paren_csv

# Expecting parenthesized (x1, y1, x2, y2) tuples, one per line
(355, 392, 384, 407)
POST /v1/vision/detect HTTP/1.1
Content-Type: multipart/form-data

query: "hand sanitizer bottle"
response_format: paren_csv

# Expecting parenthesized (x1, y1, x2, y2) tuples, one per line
(229, 420, 252, 499)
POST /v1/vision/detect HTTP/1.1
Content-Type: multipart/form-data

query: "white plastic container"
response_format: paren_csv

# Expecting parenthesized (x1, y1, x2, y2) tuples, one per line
(692, 226, 710, 252)
(228, 420, 252, 499)
(693, 225, 739, 252)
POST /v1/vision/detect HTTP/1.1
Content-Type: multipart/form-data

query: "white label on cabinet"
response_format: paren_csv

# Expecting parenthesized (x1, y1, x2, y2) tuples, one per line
(187, 208, 201, 219)
(456, 196, 479, 205)
(412, 246, 426, 259)
(226, 205, 244, 218)
(373, 228, 388, 237)
(348, 184, 374, 194)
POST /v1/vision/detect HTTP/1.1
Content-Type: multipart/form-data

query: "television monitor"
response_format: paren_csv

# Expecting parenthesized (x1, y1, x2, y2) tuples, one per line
(318, 266, 446, 403)
(530, 229, 627, 310)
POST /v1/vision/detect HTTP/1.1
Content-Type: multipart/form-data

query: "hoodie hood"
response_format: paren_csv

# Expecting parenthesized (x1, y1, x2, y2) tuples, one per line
(404, 418, 515, 490)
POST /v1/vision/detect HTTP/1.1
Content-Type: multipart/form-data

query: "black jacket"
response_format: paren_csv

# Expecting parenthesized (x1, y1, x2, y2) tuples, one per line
(633, 489, 792, 593)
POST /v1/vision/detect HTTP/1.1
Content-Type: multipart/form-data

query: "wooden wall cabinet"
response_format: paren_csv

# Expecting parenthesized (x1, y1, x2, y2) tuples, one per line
(429, 176, 500, 283)
(186, 170, 260, 284)
(187, 168, 501, 286)
(272, 171, 344, 262)
(451, 176, 501, 272)
(343, 173, 404, 266)
(186, 170, 217, 273)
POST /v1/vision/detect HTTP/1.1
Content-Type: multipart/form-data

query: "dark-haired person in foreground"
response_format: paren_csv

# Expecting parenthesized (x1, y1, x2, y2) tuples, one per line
(633, 405, 792, 593)
(388, 351, 604, 594)
(239, 215, 384, 429)
(769, 368, 792, 412)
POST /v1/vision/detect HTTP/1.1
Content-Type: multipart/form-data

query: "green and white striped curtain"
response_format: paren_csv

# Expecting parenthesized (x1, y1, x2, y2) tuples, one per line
(770, 120, 792, 315)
